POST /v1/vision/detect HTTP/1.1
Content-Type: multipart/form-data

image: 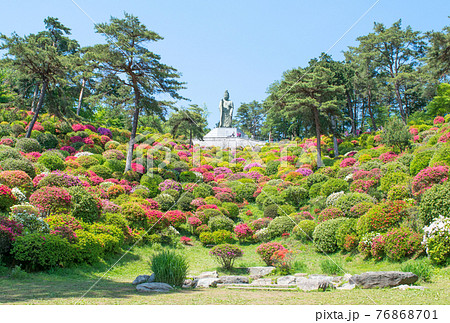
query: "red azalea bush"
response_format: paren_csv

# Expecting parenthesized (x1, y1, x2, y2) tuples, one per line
(343, 234, 359, 251)
(107, 184, 126, 199)
(50, 226, 78, 243)
(0, 170, 33, 193)
(0, 217, 23, 254)
(187, 216, 202, 229)
(0, 184, 17, 211)
(256, 242, 287, 266)
(234, 223, 254, 241)
(251, 217, 272, 230)
(318, 207, 345, 222)
(411, 165, 449, 196)
(383, 227, 423, 261)
(180, 236, 192, 245)
(29, 186, 72, 215)
(370, 235, 386, 260)
(433, 116, 445, 125)
(270, 249, 293, 274)
(340, 158, 357, 168)
(379, 152, 397, 163)
(350, 179, 377, 193)
(165, 210, 187, 228)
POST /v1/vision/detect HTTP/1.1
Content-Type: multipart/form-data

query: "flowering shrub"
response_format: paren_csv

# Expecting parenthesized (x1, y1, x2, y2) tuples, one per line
(165, 210, 186, 228)
(419, 181, 450, 225)
(51, 226, 78, 243)
(349, 202, 374, 218)
(433, 116, 445, 125)
(234, 223, 253, 241)
(356, 200, 407, 236)
(0, 217, 23, 255)
(270, 249, 293, 274)
(107, 184, 126, 199)
(340, 158, 357, 168)
(256, 242, 286, 266)
(379, 152, 397, 163)
(318, 207, 345, 222)
(30, 186, 72, 215)
(0, 170, 33, 193)
(370, 235, 386, 260)
(358, 232, 382, 258)
(180, 236, 192, 245)
(159, 179, 182, 192)
(313, 218, 346, 253)
(423, 215, 450, 264)
(35, 171, 82, 188)
(383, 227, 423, 261)
(209, 243, 243, 269)
(251, 217, 272, 231)
(67, 186, 101, 223)
(411, 165, 448, 196)
(295, 167, 313, 177)
(0, 184, 17, 211)
(292, 220, 316, 242)
(10, 210, 50, 234)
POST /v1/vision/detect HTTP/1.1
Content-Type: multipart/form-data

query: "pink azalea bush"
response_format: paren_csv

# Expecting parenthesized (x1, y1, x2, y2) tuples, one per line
(411, 165, 449, 196)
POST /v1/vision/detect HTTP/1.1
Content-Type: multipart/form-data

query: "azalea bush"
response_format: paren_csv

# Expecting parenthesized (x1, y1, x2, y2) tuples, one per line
(30, 187, 72, 216)
(256, 242, 286, 266)
(423, 215, 450, 264)
(209, 243, 243, 269)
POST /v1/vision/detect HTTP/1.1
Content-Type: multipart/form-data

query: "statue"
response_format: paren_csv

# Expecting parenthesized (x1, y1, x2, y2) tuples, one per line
(219, 90, 234, 128)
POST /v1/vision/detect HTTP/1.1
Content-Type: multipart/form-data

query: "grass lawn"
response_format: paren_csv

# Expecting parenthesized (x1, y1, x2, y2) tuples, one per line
(1, 239, 449, 305)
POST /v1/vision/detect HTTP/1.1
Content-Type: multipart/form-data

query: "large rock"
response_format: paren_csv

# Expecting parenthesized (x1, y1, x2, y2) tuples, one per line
(350, 272, 418, 289)
(218, 276, 249, 284)
(196, 278, 221, 288)
(198, 271, 219, 279)
(136, 282, 173, 293)
(182, 279, 195, 288)
(251, 278, 273, 286)
(296, 277, 323, 291)
(132, 273, 155, 285)
(247, 267, 275, 278)
(277, 276, 297, 285)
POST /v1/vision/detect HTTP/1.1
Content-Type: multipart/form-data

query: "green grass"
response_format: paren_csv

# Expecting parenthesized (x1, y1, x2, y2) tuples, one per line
(0, 237, 449, 305)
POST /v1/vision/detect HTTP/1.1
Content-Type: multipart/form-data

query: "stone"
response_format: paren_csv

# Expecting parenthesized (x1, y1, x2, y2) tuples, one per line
(296, 278, 322, 291)
(393, 285, 425, 291)
(337, 283, 356, 290)
(277, 276, 297, 285)
(195, 278, 221, 288)
(349, 272, 418, 289)
(308, 275, 334, 281)
(218, 276, 249, 284)
(136, 282, 173, 293)
(294, 273, 308, 277)
(132, 274, 151, 285)
(219, 90, 234, 128)
(251, 278, 273, 286)
(182, 279, 195, 288)
(198, 271, 219, 279)
(247, 267, 275, 278)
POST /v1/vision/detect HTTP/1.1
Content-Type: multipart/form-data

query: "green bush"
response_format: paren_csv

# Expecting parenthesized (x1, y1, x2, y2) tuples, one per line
(267, 216, 295, 237)
(76, 155, 100, 169)
(121, 202, 149, 229)
(67, 186, 100, 223)
(383, 227, 423, 261)
(104, 159, 126, 173)
(264, 204, 279, 218)
(176, 192, 194, 211)
(36, 133, 58, 150)
(418, 181, 450, 225)
(381, 117, 412, 152)
(221, 202, 239, 219)
(309, 183, 324, 198)
(193, 183, 214, 198)
(334, 193, 374, 215)
(313, 218, 346, 253)
(379, 172, 411, 193)
(11, 233, 74, 270)
(212, 230, 234, 244)
(210, 244, 243, 270)
(320, 178, 349, 197)
(73, 231, 104, 264)
(281, 186, 308, 207)
(199, 231, 214, 245)
(179, 171, 197, 183)
(140, 174, 162, 198)
(15, 138, 41, 153)
(266, 160, 280, 176)
(423, 215, 450, 264)
(336, 218, 357, 250)
(320, 259, 345, 275)
(357, 201, 407, 236)
(410, 150, 433, 176)
(232, 182, 257, 202)
(292, 220, 316, 242)
(430, 145, 450, 167)
(306, 173, 329, 187)
(277, 204, 296, 217)
(154, 193, 176, 211)
(208, 215, 234, 232)
(89, 165, 112, 179)
(1, 158, 35, 178)
(0, 148, 23, 162)
(37, 153, 65, 171)
(150, 250, 189, 287)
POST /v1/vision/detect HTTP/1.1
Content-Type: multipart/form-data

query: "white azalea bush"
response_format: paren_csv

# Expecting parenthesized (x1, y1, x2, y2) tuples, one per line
(423, 215, 450, 264)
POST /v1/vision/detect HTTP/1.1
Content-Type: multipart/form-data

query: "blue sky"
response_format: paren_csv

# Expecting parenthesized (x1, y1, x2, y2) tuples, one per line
(1, 0, 449, 127)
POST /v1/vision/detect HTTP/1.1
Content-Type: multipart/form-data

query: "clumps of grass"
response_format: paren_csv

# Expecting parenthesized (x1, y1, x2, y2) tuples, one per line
(150, 250, 189, 287)
(292, 260, 308, 273)
(320, 259, 345, 275)
(401, 259, 433, 282)
(9, 265, 28, 279)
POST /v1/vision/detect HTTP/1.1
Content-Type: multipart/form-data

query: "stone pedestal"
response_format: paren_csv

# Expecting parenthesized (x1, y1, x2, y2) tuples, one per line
(194, 127, 264, 149)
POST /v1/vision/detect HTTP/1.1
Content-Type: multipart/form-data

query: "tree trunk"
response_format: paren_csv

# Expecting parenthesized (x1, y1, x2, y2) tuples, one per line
(360, 100, 366, 132)
(26, 81, 47, 138)
(346, 91, 356, 136)
(76, 78, 86, 116)
(312, 106, 323, 168)
(31, 83, 39, 112)
(367, 88, 377, 132)
(330, 115, 339, 157)
(125, 88, 141, 172)
(394, 82, 407, 124)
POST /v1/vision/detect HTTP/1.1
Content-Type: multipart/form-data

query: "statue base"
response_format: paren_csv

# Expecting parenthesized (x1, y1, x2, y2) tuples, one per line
(194, 127, 265, 149)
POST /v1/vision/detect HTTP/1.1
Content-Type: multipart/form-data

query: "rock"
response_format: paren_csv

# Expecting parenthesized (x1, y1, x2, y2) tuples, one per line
(294, 273, 308, 277)
(196, 278, 221, 288)
(343, 273, 352, 282)
(251, 278, 273, 286)
(198, 271, 219, 279)
(218, 276, 249, 284)
(277, 276, 297, 285)
(308, 275, 334, 281)
(132, 275, 151, 285)
(296, 277, 322, 291)
(350, 272, 418, 289)
(393, 285, 425, 291)
(337, 283, 356, 290)
(247, 267, 275, 278)
(136, 282, 173, 293)
(182, 279, 195, 288)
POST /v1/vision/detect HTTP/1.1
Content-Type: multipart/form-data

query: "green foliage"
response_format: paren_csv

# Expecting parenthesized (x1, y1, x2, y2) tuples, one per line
(263, 204, 279, 218)
(1, 158, 36, 178)
(379, 172, 411, 193)
(11, 233, 74, 271)
(208, 215, 234, 232)
(410, 150, 433, 176)
(401, 259, 433, 282)
(15, 138, 41, 153)
(193, 183, 214, 198)
(73, 231, 104, 264)
(104, 159, 126, 173)
(221, 202, 239, 219)
(419, 181, 450, 225)
(176, 192, 194, 211)
(209, 244, 243, 270)
(232, 182, 257, 202)
(211, 230, 234, 244)
(150, 250, 189, 287)
(179, 171, 197, 183)
(313, 218, 346, 253)
(36, 133, 58, 150)
(89, 165, 112, 179)
(38, 153, 65, 171)
(281, 185, 308, 207)
(336, 218, 357, 250)
(266, 160, 281, 176)
(320, 178, 349, 197)
(154, 193, 176, 212)
(68, 186, 100, 223)
(267, 216, 295, 237)
(292, 220, 316, 242)
(429, 145, 450, 167)
(381, 118, 412, 152)
(383, 227, 423, 261)
(334, 193, 374, 215)
(320, 259, 345, 275)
